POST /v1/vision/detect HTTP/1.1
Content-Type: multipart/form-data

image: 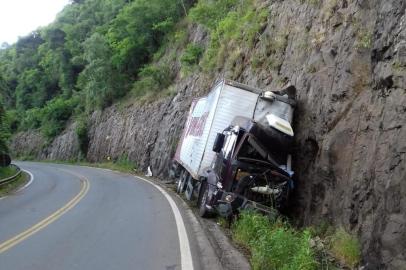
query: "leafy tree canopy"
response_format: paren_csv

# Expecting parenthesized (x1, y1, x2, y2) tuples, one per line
(0, 0, 191, 139)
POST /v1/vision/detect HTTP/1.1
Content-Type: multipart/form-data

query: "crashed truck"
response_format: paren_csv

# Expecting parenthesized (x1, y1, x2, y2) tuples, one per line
(170, 79, 296, 217)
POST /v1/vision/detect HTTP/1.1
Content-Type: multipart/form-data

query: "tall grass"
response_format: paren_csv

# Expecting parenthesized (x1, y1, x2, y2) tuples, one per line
(0, 166, 18, 179)
(329, 228, 361, 268)
(0, 171, 29, 197)
(232, 211, 317, 270)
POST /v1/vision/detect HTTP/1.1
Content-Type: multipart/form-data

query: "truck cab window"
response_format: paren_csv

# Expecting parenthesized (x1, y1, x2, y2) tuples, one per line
(221, 132, 237, 160)
(237, 137, 267, 162)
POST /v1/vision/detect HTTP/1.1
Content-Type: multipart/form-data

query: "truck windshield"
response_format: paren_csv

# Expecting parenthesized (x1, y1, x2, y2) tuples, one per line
(236, 136, 271, 165)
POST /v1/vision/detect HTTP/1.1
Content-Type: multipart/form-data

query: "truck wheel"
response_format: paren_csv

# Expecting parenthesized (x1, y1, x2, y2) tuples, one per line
(177, 170, 188, 194)
(176, 170, 184, 193)
(197, 181, 210, 218)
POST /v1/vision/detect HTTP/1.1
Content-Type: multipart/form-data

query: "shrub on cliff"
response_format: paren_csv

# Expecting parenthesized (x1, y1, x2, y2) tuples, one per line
(75, 116, 89, 156)
(181, 43, 204, 70)
(190, 0, 268, 71)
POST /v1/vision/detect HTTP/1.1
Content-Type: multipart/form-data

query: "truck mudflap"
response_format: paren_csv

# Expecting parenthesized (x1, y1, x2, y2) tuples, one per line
(214, 190, 277, 217)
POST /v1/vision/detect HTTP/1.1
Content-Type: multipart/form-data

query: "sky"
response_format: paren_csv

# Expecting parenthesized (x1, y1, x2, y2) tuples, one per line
(0, 0, 71, 45)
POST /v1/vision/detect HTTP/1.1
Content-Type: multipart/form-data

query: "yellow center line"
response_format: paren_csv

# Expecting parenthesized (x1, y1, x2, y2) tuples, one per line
(0, 171, 90, 254)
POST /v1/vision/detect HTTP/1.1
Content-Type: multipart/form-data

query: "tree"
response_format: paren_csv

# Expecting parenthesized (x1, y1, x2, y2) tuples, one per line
(77, 33, 126, 111)
(0, 97, 9, 154)
(0, 0, 189, 137)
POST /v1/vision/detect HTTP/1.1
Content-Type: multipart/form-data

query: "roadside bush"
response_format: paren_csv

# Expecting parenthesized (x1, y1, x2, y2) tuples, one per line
(0, 165, 17, 178)
(94, 155, 136, 173)
(114, 155, 136, 171)
(232, 211, 317, 270)
(233, 210, 271, 248)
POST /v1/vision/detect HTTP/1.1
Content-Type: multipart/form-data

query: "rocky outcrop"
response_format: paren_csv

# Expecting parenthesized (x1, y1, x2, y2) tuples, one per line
(11, 0, 406, 268)
(85, 75, 207, 175)
(10, 131, 46, 159)
(11, 122, 80, 161)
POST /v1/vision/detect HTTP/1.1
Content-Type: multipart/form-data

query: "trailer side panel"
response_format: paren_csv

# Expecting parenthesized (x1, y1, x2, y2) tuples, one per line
(175, 83, 222, 179)
(198, 84, 259, 175)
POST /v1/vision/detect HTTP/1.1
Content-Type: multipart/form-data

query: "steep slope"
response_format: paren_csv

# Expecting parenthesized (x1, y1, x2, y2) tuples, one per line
(10, 0, 406, 268)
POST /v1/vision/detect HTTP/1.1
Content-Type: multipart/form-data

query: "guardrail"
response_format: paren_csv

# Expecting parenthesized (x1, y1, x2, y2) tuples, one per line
(0, 164, 22, 186)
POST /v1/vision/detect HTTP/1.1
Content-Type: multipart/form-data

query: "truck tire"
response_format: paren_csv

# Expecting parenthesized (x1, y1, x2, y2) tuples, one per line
(176, 170, 184, 193)
(177, 170, 188, 194)
(197, 181, 211, 218)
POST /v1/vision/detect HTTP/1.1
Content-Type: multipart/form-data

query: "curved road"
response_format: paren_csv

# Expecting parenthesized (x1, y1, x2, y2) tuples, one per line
(0, 162, 219, 270)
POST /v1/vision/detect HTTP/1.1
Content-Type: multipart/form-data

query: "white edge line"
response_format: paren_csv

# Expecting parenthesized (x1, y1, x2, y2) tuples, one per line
(16, 169, 34, 193)
(135, 175, 194, 270)
(0, 169, 34, 200)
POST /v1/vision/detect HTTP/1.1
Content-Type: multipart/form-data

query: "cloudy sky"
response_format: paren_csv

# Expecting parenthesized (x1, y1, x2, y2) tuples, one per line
(0, 0, 70, 45)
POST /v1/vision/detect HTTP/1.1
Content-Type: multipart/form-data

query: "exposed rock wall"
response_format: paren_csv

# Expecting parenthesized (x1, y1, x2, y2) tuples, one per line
(11, 123, 80, 161)
(11, 0, 406, 268)
(85, 74, 212, 175)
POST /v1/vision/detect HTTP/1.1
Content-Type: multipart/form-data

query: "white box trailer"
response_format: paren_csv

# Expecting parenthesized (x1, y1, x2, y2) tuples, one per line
(174, 79, 261, 180)
(173, 79, 297, 214)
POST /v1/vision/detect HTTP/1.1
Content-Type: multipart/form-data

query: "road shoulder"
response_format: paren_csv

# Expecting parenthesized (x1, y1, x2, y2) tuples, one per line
(135, 174, 251, 270)
(0, 171, 30, 199)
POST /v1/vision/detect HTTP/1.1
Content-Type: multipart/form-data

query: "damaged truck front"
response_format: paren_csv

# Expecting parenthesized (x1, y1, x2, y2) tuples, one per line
(171, 79, 296, 218)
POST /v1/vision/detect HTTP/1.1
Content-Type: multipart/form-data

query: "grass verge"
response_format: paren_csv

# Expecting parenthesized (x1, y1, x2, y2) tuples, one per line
(0, 171, 30, 197)
(36, 157, 137, 174)
(78, 160, 136, 173)
(232, 211, 317, 270)
(231, 211, 362, 270)
(0, 166, 19, 179)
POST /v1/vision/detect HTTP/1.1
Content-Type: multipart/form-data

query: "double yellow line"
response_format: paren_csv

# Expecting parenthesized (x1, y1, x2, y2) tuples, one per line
(0, 172, 90, 254)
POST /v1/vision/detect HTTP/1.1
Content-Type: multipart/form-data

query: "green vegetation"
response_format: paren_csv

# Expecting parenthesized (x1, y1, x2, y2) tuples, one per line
(0, 171, 29, 197)
(0, 98, 9, 153)
(0, 0, 271, 143)
(80, 160, 136, 173)
(42, 155, 137, 173)
(232, 211, 317, 270)
(0, 0, 193, 140)
(132, 64, 174, 98)
(329, 228, 361, 268)
(181, 43, 204, 71)
(17, 96, 78, 139)
(105, 155, 136, 172)
(299, 0, 320, 5)
(75, 116, 89, 156)
(0, 165, 18, 179)
(190, 0, 268, 71)
(231, 212, 361, 269)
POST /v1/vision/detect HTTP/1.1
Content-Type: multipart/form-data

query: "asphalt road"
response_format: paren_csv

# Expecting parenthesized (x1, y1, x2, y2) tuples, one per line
(0, 162, 196, 270)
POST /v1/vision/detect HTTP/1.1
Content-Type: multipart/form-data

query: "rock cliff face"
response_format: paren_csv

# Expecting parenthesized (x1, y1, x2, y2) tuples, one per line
(11, 0, 406, 268)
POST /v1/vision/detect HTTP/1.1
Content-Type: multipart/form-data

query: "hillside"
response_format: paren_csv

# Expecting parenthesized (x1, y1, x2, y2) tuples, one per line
(2, 0, 406, 268)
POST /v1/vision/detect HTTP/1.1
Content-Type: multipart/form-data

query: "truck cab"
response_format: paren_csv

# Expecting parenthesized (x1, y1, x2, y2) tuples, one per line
(199, 116, 294, 217)
(170, 79, 296, 218)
